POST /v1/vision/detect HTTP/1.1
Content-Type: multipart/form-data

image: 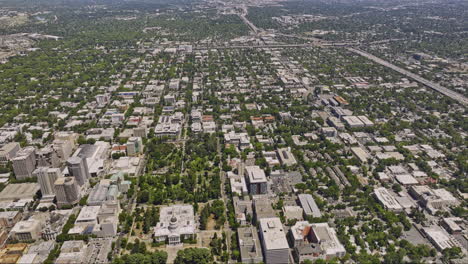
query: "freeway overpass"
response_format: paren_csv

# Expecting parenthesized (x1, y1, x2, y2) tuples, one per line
(193, 42, 355, 50)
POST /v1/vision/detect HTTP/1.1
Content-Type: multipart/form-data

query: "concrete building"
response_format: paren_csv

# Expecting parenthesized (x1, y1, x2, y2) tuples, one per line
(238, 227, 263, 263)
(68, 206, 101, 235)
(53, 131, 78, 160)
(224, 131, 251, 149)
(342, 116, 365, 128)
(10, 219, 42, 241)
(191, 110, 202, 122)
(409, 186, 460, 214)
(245, 166, 268, 195)
(33, 167, 63, 196)
(202, 121, 216, 133)
(133, 126, 147, 138)
(270, 170, 302, 193)
(95, 202, 119, 237)
(263, 151, 281, 167)
(126, 137, 143, 156)
(191, 122, 202, 133)
(169, 79, 180, 90)
(258, 217, 290, 264)
(144, 97, 159, 106)
(154, 115, 181, 137)
(331, 107, 352, 118)
(66, 156, 90, 187)
(36, 145, 60, 168)
(298, 194, 322, 218)
(27, 240, 55, 257)
(357, 116, 374, 127)
(350, 147, 369, 164)
(290, 221, 346, 262)
(56, 240, 90, 264)
(373, 187, 403, 212)
(154, 204, 196, 245)
(441, 218, 464, 234)
(54, 177, 80, 208)
(87, 180, 120, 206)
(76, 206, 101, 225)
(320, 127, 337, 138)
(67, 202, 119, 237)
(233, 197, 253, 225)
(95, 94, 110, 107)
(327, 117, 345, 130)
(41, 210, 73, 241)
(283, 206, 303, 221)
(71, 142, 109, 178)
(422, 227, 461, 251)
(276, 147, 297, 166)
(164, 94, 176, 105)
(12, 146, 36, 180)
(395, 174, 419, 186)
(110, 155, 141, 176)
(162, 106, 175, 114)
(0, 211, 22, 228)
(253, 198, 276, 220)
(53, 139, 73, 162)
(0, 142, 20, 165)
(228, 171, 248, 196)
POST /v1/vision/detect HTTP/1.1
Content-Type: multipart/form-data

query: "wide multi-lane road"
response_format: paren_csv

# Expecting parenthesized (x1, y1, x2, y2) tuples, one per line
(348, 48, 468, 106)
(237, 5, 259, 34)
(193, 42, 351, 50)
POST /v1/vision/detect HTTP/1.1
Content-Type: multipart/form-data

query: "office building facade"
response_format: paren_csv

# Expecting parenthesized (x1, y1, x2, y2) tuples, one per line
(12, 146, 36, 180)
(66, 156, 90, 186)
(54, 177, 80, 208)
(33, 167, 63, 196)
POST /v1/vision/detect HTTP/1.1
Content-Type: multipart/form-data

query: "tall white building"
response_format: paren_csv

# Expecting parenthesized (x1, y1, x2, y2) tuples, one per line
(259, 217, 290, 264)
(36, 145, 60, 168)
(66, 156, 90, 187)
(126, 137, 143, 156)
(12, 146, 36, 180)
(54, 177, 80, 208)
(33, 167, 63, 196)
(53, 131, 78, 162)
(53, 139, 73, 162)
(0, 142, 20, 165)
(54, 131, 78, 146)
(245, 166, 268, 195)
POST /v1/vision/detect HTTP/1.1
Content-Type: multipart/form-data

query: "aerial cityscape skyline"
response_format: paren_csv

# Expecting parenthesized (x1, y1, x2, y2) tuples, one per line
(0, 0, 466, 263)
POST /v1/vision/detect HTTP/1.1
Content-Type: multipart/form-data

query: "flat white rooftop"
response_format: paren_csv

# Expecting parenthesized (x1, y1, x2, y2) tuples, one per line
(245, 166, 267, 183)
(76, 206, 100, 223)
(259, 217, 289, 250)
